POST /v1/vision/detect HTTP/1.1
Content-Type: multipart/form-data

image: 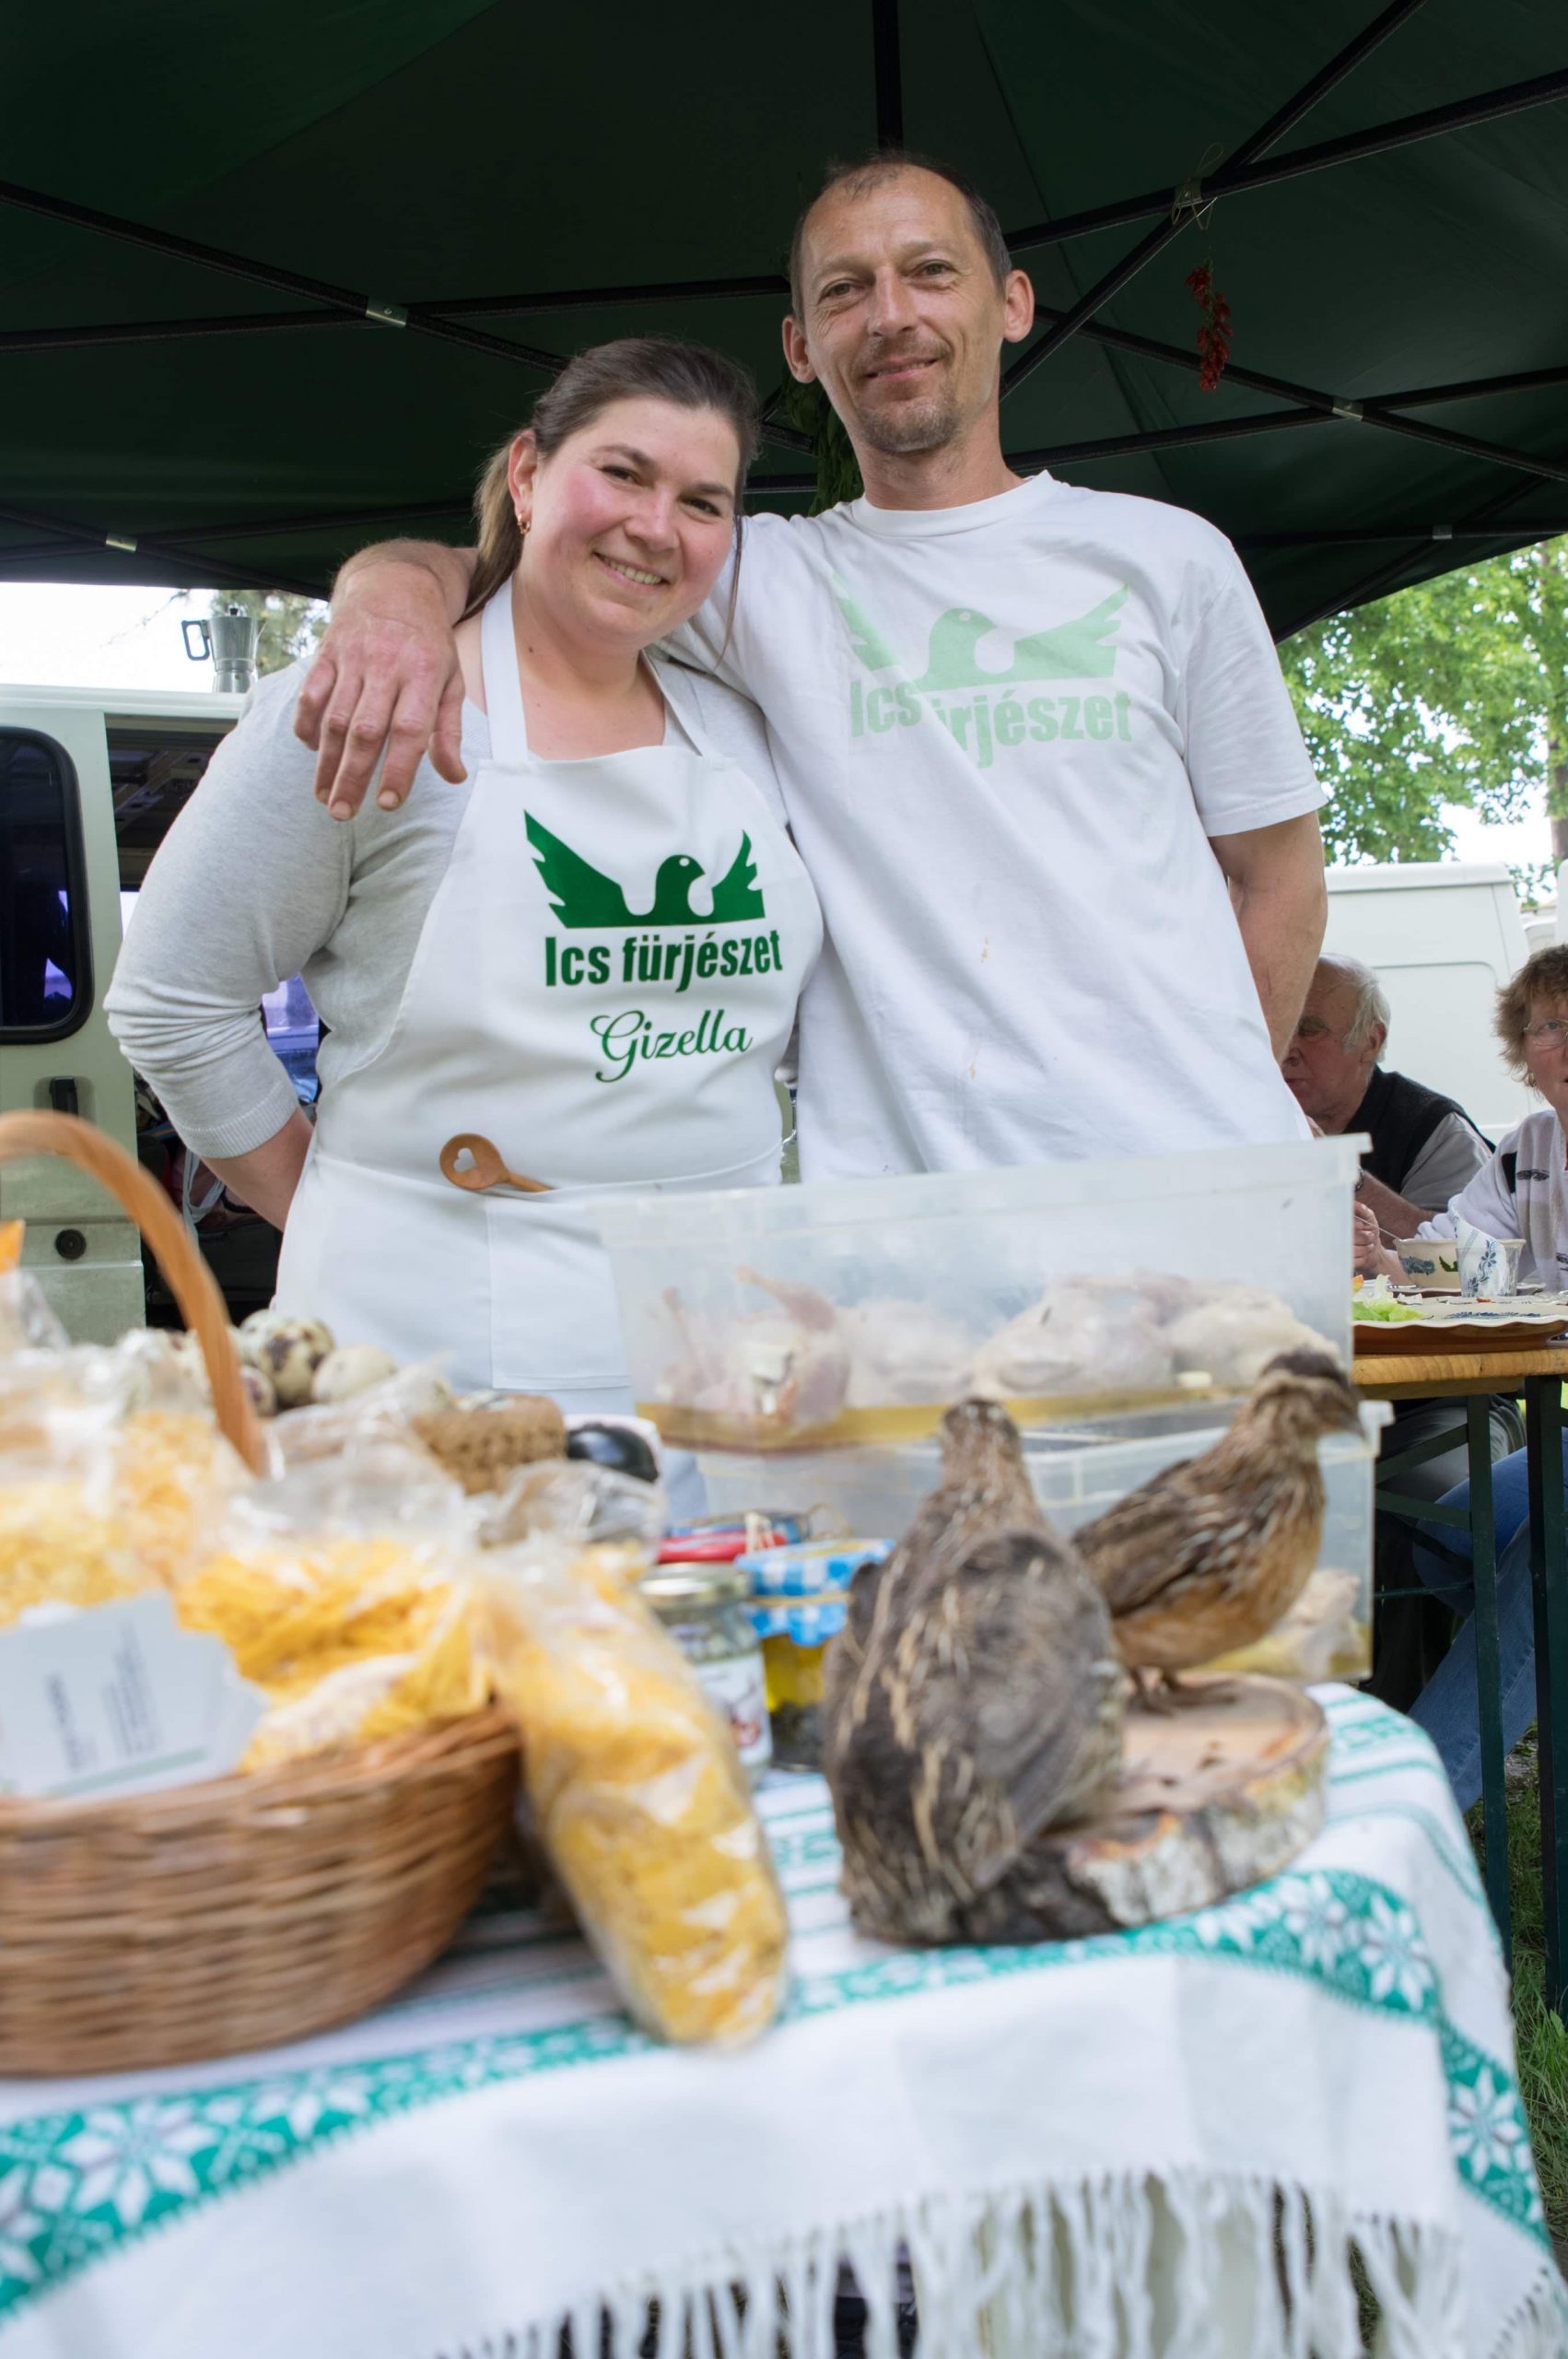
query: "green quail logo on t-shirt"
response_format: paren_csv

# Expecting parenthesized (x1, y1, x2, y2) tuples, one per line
(525, 811, 782, 1084)
(837, 576, 1136, 769)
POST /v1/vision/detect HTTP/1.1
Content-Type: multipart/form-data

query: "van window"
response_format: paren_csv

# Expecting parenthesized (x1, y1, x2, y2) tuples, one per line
(0, 729, 92, 1042)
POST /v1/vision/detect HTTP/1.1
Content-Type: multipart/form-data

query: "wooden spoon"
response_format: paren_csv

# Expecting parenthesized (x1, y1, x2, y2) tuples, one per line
(439, 1134, 551, 1195)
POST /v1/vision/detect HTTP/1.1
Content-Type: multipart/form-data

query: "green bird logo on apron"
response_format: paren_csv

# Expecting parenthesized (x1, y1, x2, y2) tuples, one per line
(525, 813, 766, 927)
(525, 809, 789, 1081)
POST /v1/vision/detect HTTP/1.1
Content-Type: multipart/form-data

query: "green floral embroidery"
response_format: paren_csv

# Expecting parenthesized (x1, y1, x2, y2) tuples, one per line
(1442, 2024, 1545, 2235)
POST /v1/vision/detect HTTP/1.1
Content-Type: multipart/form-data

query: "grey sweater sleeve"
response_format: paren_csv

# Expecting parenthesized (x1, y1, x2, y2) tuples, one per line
(1399, 1111, 1492, 1214)
(105, 667, 352, 1159)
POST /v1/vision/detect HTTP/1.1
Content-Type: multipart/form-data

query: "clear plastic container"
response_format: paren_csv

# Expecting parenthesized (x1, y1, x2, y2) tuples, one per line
(698, 1402, 1389, 1684)
(588, 1138, 1361, 1453)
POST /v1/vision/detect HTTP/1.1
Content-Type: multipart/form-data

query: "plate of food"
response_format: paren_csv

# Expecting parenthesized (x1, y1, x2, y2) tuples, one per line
(1352, 1277, 1568, 1352)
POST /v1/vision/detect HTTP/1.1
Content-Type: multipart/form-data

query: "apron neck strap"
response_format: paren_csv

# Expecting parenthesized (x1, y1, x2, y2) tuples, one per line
(480, 581, 530, 767)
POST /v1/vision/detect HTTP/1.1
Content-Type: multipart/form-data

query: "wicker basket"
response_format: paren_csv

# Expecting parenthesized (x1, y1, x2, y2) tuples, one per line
(0, 1111, 521, 2073)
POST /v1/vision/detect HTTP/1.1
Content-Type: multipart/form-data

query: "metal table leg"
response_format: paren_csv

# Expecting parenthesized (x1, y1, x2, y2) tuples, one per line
(1468, 1399, 1509, 1957)
(1527, 1377, 1568, 2015)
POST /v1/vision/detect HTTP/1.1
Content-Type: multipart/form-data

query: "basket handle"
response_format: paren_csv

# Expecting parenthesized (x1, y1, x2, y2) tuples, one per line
(0, 1111, 267, 1474)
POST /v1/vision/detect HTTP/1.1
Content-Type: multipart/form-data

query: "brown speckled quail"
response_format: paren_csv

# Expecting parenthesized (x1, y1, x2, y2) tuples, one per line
(1073, 1348, 1362, 1693)
(822, 1400, 1124, 1945)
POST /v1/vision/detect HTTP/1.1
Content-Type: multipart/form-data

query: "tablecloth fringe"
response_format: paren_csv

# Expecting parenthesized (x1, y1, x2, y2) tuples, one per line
(440, 2165, 1567, 2358)
(1489, 2264, 1568, 2359)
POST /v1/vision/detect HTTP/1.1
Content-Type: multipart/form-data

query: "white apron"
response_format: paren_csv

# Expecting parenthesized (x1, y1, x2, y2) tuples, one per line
(276, 583, 822, 1410)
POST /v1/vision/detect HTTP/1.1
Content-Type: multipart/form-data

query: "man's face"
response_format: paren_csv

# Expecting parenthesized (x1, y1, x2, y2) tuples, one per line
(782, 168, 1033, 461)
(1281, 966, 1382, 1129)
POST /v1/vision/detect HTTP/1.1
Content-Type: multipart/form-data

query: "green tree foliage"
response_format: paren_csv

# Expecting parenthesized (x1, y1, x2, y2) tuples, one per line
(203, 587, 325, 675)
(1277, 537, 1568, 881)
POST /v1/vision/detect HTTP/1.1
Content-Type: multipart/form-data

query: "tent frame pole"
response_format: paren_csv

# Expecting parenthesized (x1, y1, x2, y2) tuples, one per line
(1002, 65, 1568, 258)
(1001, 0, 1432, 395)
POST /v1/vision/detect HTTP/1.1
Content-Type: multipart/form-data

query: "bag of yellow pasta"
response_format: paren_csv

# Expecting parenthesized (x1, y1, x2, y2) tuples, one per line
(0, 1328, 252, 1620)
(480, 1543, 788, 2048)
(175, 1443, 487, 1767)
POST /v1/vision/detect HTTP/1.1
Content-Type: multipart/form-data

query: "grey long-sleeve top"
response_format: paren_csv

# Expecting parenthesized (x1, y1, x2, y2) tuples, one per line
(105, 659, 789, 1159)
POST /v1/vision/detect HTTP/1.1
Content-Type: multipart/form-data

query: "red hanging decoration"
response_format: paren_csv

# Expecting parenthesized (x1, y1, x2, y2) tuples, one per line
(1185, 263, 1233, 393)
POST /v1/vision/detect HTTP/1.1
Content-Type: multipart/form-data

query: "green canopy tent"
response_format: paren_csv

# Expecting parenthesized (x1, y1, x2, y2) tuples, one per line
(2, 0, 1564, 637)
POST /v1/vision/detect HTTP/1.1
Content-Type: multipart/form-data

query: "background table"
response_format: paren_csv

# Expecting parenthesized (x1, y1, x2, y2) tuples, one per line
(1355, 1345, 1568, 2006)
(0, 1693, 1559, 2359)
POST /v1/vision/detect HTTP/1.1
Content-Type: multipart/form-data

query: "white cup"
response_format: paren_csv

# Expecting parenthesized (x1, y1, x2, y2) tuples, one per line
(1456, 1217, 1526, 1298)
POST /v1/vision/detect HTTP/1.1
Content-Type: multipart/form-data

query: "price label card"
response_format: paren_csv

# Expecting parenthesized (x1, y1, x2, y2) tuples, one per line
(0, 1591, 263, 1802)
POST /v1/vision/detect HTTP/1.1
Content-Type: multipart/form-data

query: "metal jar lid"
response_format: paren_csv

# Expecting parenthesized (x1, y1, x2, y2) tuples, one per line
(640, 1562, 750, 1613)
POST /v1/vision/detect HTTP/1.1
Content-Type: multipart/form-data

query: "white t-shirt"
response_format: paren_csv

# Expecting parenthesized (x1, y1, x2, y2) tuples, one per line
(675, 470, 1322, 1178)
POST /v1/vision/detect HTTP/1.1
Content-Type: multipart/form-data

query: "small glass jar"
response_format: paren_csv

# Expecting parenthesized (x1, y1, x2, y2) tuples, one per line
(640, 1563, 772, 1778)
(755, 1596, 848, 1771)
(736, 1538, 894, 1774)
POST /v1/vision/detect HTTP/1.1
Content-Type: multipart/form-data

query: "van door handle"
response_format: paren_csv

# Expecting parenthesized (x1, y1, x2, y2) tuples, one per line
(47, 1077, 79, 1117)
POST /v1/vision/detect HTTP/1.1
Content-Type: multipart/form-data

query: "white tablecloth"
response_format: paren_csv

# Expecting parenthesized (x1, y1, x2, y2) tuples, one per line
(0, 1689, 1561, 2359)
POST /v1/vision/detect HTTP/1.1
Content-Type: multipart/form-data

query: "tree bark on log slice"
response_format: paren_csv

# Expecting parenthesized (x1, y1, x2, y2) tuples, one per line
(945, 1674, 1328, 1944)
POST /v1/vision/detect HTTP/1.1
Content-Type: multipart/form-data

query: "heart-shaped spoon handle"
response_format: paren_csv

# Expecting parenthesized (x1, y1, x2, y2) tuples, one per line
(439, 1133, 551, 1194)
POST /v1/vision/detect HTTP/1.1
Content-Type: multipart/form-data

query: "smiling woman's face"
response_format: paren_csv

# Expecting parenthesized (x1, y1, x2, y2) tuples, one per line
(509, 395, 741, 652)
(1523, 997, 1568, 1122)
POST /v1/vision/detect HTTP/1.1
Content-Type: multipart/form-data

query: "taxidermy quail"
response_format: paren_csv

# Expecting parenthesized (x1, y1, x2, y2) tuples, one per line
(822, 1400, 1124, 1945)
(1073, 1347, 1363, 1692)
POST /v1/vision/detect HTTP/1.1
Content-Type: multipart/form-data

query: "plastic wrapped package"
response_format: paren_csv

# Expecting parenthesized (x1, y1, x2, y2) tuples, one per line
(479, 1543, 789, 2046)
(0, 1343, 229, 1619)
(1199, 1566, 1365, 1683)
(590, 1140, 1359, 1449)
(0, 1269, 67, 1356)
(0, 1344, 252, 1606)
(175, 1449, 486, 1767)
(108, 1411, 252, 1587)
(235, 1582, 485, 1768)
(0, 1477, 144, 1625)
(479, 1458, 666, 1598)
(267, 1361, 456, 1464)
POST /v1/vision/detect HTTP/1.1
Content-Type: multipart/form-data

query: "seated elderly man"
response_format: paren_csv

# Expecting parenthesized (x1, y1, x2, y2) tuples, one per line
(1282, 954, 1492, 1226)
(1283, 953, 1518, 1708)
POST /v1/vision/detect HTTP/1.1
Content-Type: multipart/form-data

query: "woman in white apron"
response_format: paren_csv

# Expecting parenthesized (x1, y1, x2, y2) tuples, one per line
(108, 337, 822, 1424)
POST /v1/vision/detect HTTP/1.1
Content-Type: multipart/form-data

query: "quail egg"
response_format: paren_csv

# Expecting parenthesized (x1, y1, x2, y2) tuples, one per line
(240, 1310, 335, 1408)
(310, 1343, 400, 1405)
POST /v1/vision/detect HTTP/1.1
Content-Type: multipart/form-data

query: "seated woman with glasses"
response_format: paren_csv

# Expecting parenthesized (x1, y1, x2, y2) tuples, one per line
(1362, 945, 1568, 1804)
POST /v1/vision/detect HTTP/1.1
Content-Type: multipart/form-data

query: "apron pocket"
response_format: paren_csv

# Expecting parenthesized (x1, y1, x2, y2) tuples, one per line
(486, 1196, 633, 1398)
(278, 1155, 495, 1391)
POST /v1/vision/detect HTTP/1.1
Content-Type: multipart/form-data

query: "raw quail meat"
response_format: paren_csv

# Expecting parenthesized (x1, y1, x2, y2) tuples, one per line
(842, 1300, 977, 1408)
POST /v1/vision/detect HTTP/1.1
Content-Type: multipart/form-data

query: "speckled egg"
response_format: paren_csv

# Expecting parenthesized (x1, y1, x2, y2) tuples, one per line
(239, 1362, 279, 1417)
(310, 1343, 400, 1405)
(240, 1311, 335, 1408)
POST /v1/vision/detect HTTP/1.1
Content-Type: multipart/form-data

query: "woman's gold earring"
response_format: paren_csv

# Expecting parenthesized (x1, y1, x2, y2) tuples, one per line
(515, 511, 531, 536)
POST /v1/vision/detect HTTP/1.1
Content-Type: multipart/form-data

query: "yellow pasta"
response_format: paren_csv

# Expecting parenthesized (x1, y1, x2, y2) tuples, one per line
(180, 1536, 484, 1766)
(483, 1560, 788, 2047)
(111, 1410, 250, 1588)
(0, 1482, 144, 1625)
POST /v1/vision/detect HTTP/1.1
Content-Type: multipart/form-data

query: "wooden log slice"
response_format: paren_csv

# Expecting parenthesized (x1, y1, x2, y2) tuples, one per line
(948, 1673, 1328, 1944)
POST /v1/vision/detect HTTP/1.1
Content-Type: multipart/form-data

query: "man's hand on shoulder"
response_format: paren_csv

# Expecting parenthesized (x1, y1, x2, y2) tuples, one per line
(295, 542, 475, 817)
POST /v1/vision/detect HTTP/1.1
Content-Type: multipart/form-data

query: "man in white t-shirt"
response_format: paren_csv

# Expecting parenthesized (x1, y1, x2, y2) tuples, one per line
(296, 154, 1326, 1179)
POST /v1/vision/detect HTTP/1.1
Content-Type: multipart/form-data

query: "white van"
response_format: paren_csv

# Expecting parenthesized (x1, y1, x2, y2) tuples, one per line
(0, 685, 246, 1337)
(1323, 862, 1534, 1141)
